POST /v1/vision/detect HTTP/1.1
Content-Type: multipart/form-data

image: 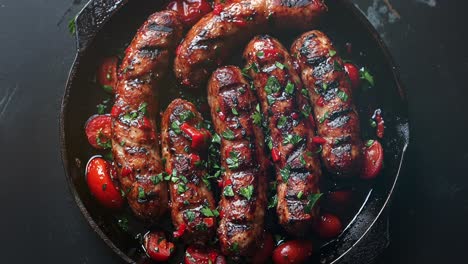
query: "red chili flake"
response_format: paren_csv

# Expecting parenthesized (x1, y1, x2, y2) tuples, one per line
(189, 153, 201, 167)
(263, 48, 277, 59)
(208, 252, 218, 263)
(121, 166, 132, 177)
(203, 217, 214, 227)
(233, 19, 247, 27)
(316, 97, 325, 107)
(224, 179, 232, 186)
(271, 148, 281, 162)
(218, 111, 226, 121)
(173, 223, 186, 238)
(110, 105, 122, 118)
(180, 123, 211, 150)
(291, 112, 299, 120)
(312, 136, 326, 144)
(213, 4, 223, 15)
(165, 167, 173, 175)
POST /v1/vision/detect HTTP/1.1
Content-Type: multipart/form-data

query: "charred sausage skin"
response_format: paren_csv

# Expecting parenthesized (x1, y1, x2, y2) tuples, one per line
(207, 66, 268, 258)
(111, 11, 184, 220)
(174, 0, 327, 89)
(161, 99, 217, 245)
(243, 35, 321, 235)
(291, 30, 363, 177)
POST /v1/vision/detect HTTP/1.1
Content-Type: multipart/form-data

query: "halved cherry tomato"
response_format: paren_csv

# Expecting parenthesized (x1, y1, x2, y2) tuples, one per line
(184, 246, 226, 264)
(252, 233, 274, 264)
(85, 114, 112, 149)
(344, 63, 361, 90)
(166, 0, 212, 26)
(97, 56, 118, 93)
(361, 140, 384, 179)
(314, 213, 342, 239)
(85, 157, 123, 209)
(144, 231, 175, 262)
(180, 123, 211, 150)
(272, 240, 313, 264)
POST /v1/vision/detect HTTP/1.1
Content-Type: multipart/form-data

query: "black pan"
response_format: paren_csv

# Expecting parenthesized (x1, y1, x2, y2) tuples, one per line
(60, 0, 409, 263)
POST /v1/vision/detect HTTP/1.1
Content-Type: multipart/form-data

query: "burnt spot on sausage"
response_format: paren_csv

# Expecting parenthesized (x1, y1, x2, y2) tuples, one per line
(147, 23, 173, 32)
(327, 108, 352, 128)
(139, 47, 161, 60)
(331, 143, 352, 158)
(281, 0, 314, 8)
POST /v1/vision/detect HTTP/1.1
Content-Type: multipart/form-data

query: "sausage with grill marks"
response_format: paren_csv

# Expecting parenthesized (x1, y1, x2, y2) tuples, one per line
(174, 0, 327, 89)
(291, 30, 363, 177)
(207, 66, 268, 258)
(161, 99, 216, 244)
(243, 35, 322, 235)
(111, 11, 184, 220)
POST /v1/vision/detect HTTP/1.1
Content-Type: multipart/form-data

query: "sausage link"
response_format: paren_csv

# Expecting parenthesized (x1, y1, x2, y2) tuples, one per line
(207, 66, 268, 258)
(291, 30, 363, 177)
(243, 35, 321, 235)
(111, 11, 184, 220)
(161, 99, 216, 244)
(174, 0, 327, 89)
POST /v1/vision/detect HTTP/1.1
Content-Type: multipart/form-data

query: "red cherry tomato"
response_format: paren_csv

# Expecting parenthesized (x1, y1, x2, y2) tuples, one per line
(166, 0, 212, 26)
(184, 246, 226, 264)
(85, 157, 123, 209)
(272, 240, 313, 264)
(252, 233, 275, 264)
(361, 140, 384, 179)
(144, 231, 175, 262)
(344, 63, 361, 90)
(314, 213, 343, 239)
(85, 114, 112, 149)
(97, 56, 118, 93)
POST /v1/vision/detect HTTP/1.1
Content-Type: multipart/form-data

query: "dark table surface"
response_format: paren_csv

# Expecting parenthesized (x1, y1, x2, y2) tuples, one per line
(1, 0, 467, 263)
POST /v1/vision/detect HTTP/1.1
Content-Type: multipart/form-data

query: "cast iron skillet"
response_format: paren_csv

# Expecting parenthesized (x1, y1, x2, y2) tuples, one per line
(60, 0, 410, 263)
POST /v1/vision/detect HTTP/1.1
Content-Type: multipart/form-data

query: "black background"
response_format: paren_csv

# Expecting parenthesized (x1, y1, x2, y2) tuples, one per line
(1, 0, 467, 263)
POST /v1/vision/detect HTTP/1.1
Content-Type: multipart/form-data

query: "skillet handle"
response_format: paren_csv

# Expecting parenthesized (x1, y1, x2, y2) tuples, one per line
(74, 0, 128, 52)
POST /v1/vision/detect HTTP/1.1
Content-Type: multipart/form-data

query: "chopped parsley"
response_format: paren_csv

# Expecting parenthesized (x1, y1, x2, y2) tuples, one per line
(329, 50, 337, 57)
(171, 121, 181, 134)
(337, 90, 349, 102)
(256, 51, 264, 58)
(231, 107, 239, 116)
(285, 81, 294, 95)
(280, 165, 291, 183)
(252, 104, 262, 126)
(365, 139, 375, 147)
(283, 134, 302, 145)
(297, 191, 304, 199)
(275, 61, 285, 70)
(268, 194, 278, 209)
(223, 185, 235, 197)
(185, 211, 196, 222)
(150, 173, 164, 185)
(239, 185, 254, 200)
(277, 116, 287, 129)
(264, 76, 281, 95)
(333, 61, 344, 71)
(222, 129, 235, 140)
(299, 155, 306, 166)
(319, 111, 329, 124)
(212, 133, 221, 144)
(103, 85, 113, 93)
(179, 110, 195, 122)
(137, 187, 146, 200)
(97, 103, 107, 114)
(302, 104, 312, 118)
(360, 67, 375, 86)
(177, 183, 188, 194)
(138, 102, 148, 116)
(226, 151, 240, 170)
(370, 119, 377, 128)
(201, 206, 219, 217)
(96, 130, 111, 149)
(304, 193, 322, 213)
(68, 17, 76, 35)
(242, 63, 259, 77)
(230, 242, 239, 252)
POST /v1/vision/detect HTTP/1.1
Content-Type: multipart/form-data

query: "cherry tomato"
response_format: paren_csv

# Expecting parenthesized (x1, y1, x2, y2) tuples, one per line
(144, 231, 175, 262)
(272, 240, 313, 264)
(166, 0, 212, 26)
(184, 246, 226, 264)
(85, 114, 112, 149)
(344, 63, 361, 90)
(85, 157, 123, 209)
(361, 140, 384, 179)
(97, 56, 118, 93)
(252, 233, 274, 264)
(314, 213, 342, 239)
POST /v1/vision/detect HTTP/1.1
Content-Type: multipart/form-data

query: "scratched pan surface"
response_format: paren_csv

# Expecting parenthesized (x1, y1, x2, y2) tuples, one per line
(60, 0, 409, 263)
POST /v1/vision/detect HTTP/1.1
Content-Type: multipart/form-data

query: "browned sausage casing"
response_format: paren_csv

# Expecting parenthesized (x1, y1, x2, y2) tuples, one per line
(111, 11, 184, 220)
(243, 35, 322, 234)
(291, 30, 363, 177)
(174, 0, 327, 89)
(207, 66, 268, 257)
(161, 99, 216, 244)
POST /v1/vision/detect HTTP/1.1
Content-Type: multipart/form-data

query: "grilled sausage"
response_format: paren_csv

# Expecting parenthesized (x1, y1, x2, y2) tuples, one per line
(291, 30, 363, 177)
(207, 66, 268, 258)
(243, 35, 321, 235)
(174, 0, 327, 89)
(111, 11, 184, 220)
(161, 99, 216, 244)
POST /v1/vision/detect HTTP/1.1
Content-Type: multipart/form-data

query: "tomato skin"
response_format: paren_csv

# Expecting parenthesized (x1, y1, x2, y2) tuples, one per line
(144, 231, 175, 262)
(85, 157, 123, 209)
(252, 233, 274, 264)
(85, 114, 112, 149)
(361, 140, 384, 179)
(344, 63, 361, 90)
(272, 240, 313, 264)
(166, 0, 213, 26)
(314, 213, 343, 239)
(97, 57, 118, 92)
(184, 246, 226, 264)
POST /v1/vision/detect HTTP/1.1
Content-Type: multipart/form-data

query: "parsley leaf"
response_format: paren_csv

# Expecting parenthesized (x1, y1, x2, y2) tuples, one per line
(359, 67, 375, 86)
(201, 206, 219, 217)
(283, 134, 302, 145)
(333, 61, 344, 71)
(365, 139, 375, 147)
(285, 81, 294, 95)
(304, 193, 322, 213)
(264, 76, 281, 95)
(212, 133, 221, 144)
(280, 165, 291, 183)
(226, 151, 240, 170)
(231, 107, 239, 116)
(329, 50, 337, 57)
(150, 173, 164, 185)
(239, 185, 254, 200)
(223, 185, 235, 197)
(185, 211, 196, 222)
(256, 51, 264, 58)
(252, 104, 262, 126)
(179, 110, 195, 122)
(222, 129, 235, 140)
(337, 90, 349, 102)
(268, 194, 278, 209)
(275, 61, 285, 69)
(277, 116, 287, 129)
(171, 121, 181, 134)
